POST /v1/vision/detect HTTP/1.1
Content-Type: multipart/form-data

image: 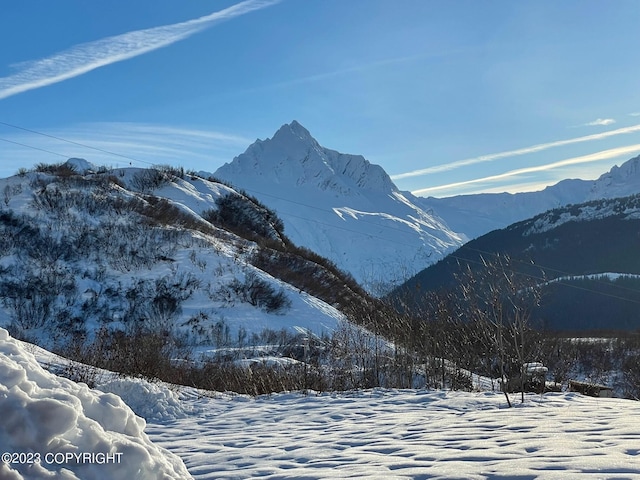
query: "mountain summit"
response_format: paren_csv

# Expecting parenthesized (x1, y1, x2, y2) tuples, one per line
(212, 121, 464, 294)
(216, 121, 396, 196)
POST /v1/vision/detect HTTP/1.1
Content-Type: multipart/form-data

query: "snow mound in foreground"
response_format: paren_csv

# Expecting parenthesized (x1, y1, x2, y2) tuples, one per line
(0, 328, 192, 480)
(98, 378, 191, 422)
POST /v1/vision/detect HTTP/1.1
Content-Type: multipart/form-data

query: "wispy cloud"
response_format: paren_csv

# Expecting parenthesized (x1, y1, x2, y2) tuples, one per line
(0, 122, 251, 171)
(215, 46, 480, 99)
(0, 0, 281, 101)
(412, 144, 640, 196)
(391, 124, 640, 180)
(584, 118, 616, 126)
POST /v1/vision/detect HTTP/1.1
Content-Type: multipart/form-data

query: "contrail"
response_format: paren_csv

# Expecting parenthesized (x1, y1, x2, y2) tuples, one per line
(392, 124, 640, 180)
(412, 144, 640, 196)
(0, 0, 281, 100)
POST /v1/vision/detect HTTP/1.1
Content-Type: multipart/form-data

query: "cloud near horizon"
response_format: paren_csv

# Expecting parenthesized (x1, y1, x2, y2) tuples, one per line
(412, 144, 640, 196)
(392, 124, 640, 181)
(0, 0, 281, 101)
(584, 118, 616, 127)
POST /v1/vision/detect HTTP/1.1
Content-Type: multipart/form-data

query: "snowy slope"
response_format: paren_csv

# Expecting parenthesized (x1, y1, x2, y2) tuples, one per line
(0, 328, 191, 480)
(212, 121, 465, 294)
(396, 193, 640, 331)
(419, 155, 640, 240)
(0, 163, 345, 351)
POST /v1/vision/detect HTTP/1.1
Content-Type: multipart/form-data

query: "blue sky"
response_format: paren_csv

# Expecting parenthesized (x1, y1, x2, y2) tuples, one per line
(1, 0, 640, 197)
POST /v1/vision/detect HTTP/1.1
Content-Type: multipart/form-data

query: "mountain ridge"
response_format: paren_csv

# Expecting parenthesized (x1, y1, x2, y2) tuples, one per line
(417, 154, 640, 240)
(392, 192, 640, 331)
(215, 120, 398, 196)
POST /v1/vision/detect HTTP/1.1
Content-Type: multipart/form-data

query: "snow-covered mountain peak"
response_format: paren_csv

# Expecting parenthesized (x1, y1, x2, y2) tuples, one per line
(211, 122, 464, 293)
(271, 119, 316, 145)
(418, 153, 640, 241)
(216, 121, 396, 196)
(596, 155, 640, 187)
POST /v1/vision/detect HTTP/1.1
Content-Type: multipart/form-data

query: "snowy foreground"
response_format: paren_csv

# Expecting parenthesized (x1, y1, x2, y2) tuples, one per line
(3, 329, 640, 480)
(0, 328, 189, 479)
(147, 389, 640, 480)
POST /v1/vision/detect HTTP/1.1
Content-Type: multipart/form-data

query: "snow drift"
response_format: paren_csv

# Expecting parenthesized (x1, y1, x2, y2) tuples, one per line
(0, 328, 192, 480)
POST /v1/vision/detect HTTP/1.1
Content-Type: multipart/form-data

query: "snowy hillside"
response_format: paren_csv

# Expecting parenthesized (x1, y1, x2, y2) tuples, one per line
(395, 193, 640, 331)
(0, 161, 348, 352)
(212, 121, 465, 294)
(419, 155, 640, 240)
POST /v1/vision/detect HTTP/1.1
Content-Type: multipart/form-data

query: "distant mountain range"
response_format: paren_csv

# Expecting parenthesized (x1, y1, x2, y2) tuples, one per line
(392, 194, 640, 332)
(418, 155, 640, 239)
(208, 121, 640, 296)
(209, 121, 465, 294)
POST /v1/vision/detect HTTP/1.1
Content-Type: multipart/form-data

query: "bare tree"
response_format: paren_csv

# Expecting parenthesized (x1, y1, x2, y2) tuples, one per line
(452, 254, 544, 406)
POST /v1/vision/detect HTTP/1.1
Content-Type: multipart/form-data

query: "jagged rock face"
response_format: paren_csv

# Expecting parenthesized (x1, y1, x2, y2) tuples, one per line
(213, 121, 464, 294)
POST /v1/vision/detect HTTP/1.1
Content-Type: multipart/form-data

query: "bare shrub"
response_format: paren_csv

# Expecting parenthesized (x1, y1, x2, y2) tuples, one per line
(34, 162, 77, 177)
(59, 361, 101, 388)
(218, 272, 291, 313)
(130, 168, 170, 193)
(203, 191, 286, 244)
(65, 327, 191, 382)
(156, 164, 185, 179)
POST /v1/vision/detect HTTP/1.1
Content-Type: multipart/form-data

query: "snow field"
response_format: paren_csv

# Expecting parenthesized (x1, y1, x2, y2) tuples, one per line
(3, 326, 640, 479)
(147, 389, 640, 480)
(0, 328, 192, 480)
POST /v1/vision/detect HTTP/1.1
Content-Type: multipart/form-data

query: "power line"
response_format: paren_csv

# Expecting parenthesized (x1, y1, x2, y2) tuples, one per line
(0, 136, 69, 158)
(0, 120, 153, 167)
(456, 243, 640, 298)
(276, 209, 433, 251)
(0, 123, 434, 251)
(0, 120, 454, 245)
(435, 245, 640, 307)
(222, 184, 457, 242)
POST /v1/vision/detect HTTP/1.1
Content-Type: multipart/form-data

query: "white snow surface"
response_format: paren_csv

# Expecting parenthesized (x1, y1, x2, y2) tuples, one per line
(5, 329, 640, 480)
(0, 328, 191, 480)
(147, 388, 640, 480)
(212, 121, 465, 294)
